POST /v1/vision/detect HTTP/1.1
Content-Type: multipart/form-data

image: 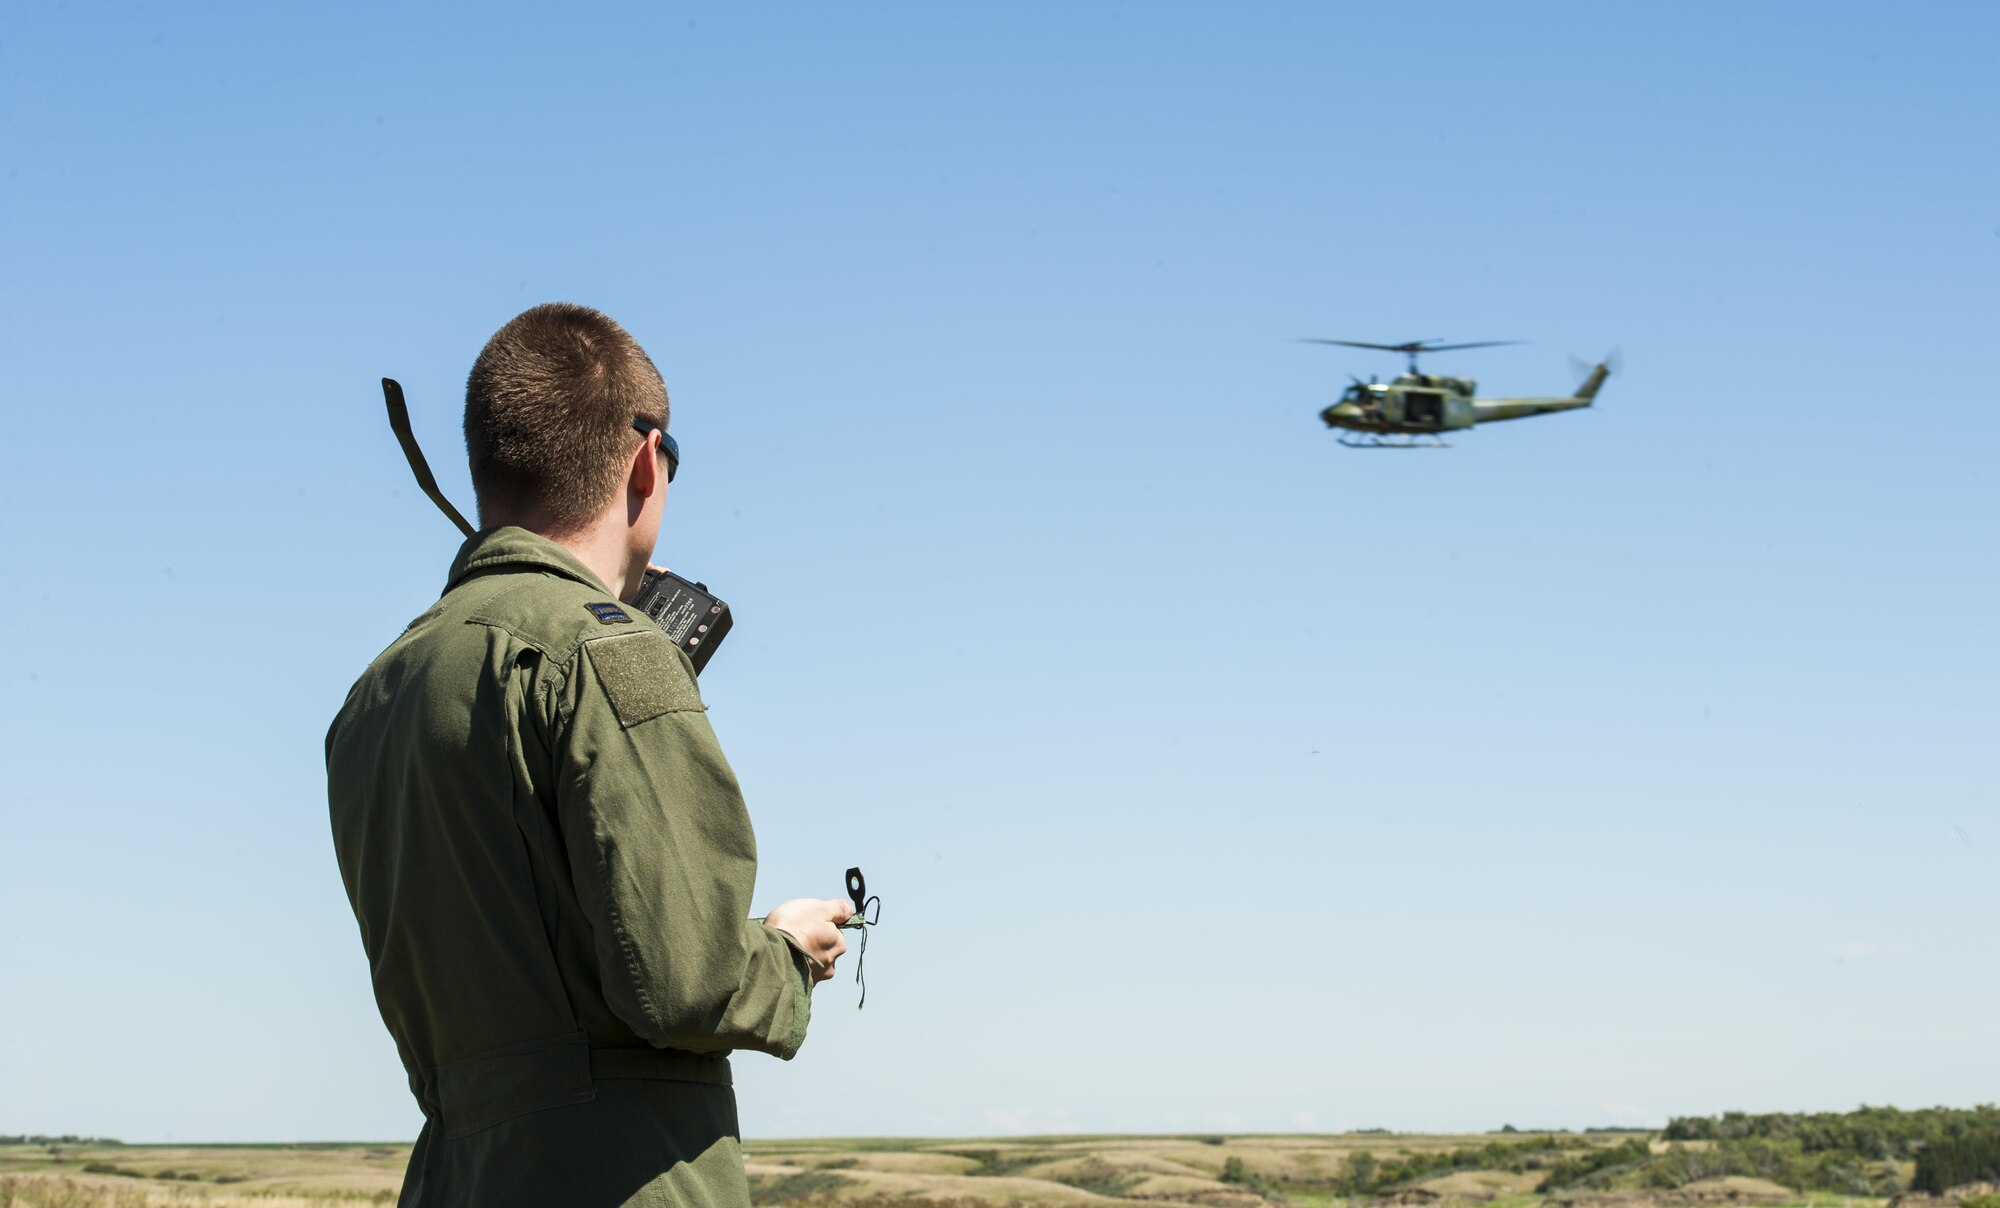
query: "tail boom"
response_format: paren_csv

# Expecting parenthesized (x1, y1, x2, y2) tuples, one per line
(1471, 395, 1591, 424)
(1472, 360, 1610, 425)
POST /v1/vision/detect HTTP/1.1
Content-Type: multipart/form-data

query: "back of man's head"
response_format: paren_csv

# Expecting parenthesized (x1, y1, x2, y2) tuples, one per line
(465, 302, 670, 535)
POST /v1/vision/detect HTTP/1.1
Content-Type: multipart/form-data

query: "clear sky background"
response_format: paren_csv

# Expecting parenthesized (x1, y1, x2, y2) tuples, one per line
(2, 1, 1995, 1143)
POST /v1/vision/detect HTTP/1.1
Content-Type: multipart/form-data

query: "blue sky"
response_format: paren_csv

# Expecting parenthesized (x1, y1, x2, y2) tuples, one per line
(1, 2, 1994, 1142)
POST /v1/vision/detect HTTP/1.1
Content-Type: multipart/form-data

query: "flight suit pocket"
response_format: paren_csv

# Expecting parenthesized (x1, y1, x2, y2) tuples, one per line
(433, 1031, 595, 1139)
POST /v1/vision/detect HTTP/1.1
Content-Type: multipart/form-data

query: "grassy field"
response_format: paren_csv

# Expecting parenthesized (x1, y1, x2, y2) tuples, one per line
(0, 1132, 1908, 1208)
(0, 1142, 403, 1206)
(744, 1132, 1563, 1206)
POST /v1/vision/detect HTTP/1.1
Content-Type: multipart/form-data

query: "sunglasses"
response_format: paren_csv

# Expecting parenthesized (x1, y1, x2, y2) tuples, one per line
(630, 419, 679, 483)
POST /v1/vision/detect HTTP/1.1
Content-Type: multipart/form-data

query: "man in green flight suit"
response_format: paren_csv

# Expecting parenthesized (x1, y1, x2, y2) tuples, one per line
(327, 302, 853, 1208)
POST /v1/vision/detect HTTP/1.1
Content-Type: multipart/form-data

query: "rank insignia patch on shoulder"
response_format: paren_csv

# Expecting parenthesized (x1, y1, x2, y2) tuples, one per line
(586, 602, 632, 625)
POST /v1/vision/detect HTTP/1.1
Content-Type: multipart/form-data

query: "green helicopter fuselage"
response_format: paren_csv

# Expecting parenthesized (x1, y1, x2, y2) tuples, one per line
(1320, 362, 1609, 436)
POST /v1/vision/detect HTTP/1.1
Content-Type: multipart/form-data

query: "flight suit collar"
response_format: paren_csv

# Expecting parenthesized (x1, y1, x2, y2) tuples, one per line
(444, 526, 615, 595)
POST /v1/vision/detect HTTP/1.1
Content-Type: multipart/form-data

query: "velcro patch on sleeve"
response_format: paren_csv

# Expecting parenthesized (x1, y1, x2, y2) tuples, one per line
(584, 632, 704, 728)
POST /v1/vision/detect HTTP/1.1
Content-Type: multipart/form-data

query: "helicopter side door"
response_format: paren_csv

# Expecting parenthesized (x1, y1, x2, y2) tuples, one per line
(1399, 388, 1447, 429)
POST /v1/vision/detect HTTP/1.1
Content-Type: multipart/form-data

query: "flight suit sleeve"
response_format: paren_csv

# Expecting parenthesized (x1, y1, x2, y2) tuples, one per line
(553, 629, 812, 1058)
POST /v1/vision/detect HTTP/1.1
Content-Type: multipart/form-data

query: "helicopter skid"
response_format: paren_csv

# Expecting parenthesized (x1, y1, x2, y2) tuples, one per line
(1336, 432, 1450, 449)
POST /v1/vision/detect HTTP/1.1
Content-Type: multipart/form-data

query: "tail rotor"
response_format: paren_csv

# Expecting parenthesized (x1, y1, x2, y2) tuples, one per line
(1567, 349, 1620, 403)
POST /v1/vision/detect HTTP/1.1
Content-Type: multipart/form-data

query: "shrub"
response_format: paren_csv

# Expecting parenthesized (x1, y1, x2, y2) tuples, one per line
(955, 1149, 1045, 1179)
(1058, 1159, 1139, 1197)
(1346, 1150, 1378, 1190)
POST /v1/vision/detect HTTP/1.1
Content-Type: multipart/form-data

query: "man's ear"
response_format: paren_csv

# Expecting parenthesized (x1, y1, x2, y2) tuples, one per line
(629, 433, 661, 500)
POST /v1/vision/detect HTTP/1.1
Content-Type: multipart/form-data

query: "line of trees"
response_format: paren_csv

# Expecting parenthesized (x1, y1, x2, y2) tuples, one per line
(1648, 1107, 2000, 1197)
(1913, 1133, 2000, 1194)
(1336, 1109, 2000, 1200)
(1323, 1108, 2000, 1198)
(1664, 1106, 2000, 1160)
(1643, 1137, 1900, 1196)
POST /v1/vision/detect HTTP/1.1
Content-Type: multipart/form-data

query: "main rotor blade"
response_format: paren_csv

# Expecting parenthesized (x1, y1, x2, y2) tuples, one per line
(1298, 339, 1426, 352)
(1299, 338, 1522, 354)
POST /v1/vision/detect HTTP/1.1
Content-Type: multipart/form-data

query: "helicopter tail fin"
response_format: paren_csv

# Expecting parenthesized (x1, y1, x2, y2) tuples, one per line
(1573, 360, 1612, 402)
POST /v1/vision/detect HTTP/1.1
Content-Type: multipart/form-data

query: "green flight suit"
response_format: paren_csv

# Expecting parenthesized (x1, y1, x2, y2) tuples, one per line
(326, 526, 813, 1208)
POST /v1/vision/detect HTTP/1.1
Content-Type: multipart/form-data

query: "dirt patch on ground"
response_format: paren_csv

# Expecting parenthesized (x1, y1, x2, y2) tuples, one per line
(1666, 1177, 1797, 1204)
(1120, 1178, 1267, 1207)
(1414, 1169, 1548, 1200)
(1550, 1177, 1798, 1208)
(750, 1162, 1161, 1204)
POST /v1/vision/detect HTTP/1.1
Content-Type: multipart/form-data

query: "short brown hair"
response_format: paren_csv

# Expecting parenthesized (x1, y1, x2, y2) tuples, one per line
(464, 303, 669, 533)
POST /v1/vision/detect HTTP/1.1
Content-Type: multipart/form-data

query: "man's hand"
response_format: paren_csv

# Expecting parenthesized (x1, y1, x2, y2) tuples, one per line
(764, 898, 853, 983)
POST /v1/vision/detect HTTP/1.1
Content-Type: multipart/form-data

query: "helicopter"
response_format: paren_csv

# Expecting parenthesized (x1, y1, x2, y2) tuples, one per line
(1306, 338, 1611, 447)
